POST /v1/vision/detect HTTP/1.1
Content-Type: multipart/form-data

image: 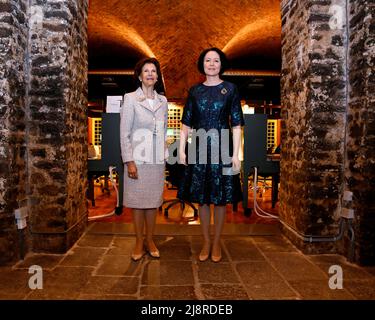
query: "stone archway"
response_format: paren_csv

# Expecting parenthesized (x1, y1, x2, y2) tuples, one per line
(0, 0, 373, 266)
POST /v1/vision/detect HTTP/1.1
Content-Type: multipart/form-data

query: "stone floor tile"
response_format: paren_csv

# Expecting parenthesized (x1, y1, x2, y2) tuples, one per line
(77, 293, 137, 300)
(200, 284, 250, 300)
(250, 235, 289, 243)
(33, 266, 94, 291)
(263, 252, 328, 281)
(25, 267, 91, 299)
(81, 276, 139, 295)
(310, 260, 375, 281)
(306, 254, 348, 265)
(87, 222, 131, 234)
(196, 262, 239, 283)
(13, 254, 65, 270)
(0, 268, 33, 297)
(246, 281, 299, 300)
(236, 261, 299, 299)
(363, 267, 375, 278)
(158, 244, 192, 261)
(107, 236, 135, 255)
(60, 247, 106, 267)
(0, 293, 29, 300)
(155, 235, 192, 246)
(344, 279, 375, 299)
(236, 261, 286, 284)
(140, 285, 197, 300)
(224, 239, 265, 261)
(252, 236, 298, 252)
(288, 280, 356, 300)
(26, 290, 80, 300)
(95, 254, 143, 276)
(76, 234, 113, 247)
(142, 260, 194, 286)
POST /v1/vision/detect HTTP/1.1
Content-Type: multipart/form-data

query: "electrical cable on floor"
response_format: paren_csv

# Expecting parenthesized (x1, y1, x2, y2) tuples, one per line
(252, 167, 279, 219)
(251, 167, 354, 249)
(88, 166, 118, 221)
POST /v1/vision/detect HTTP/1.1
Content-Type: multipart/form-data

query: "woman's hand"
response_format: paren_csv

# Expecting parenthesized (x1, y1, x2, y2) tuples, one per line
(179, 151, 187, 166)
(232, 155, 241, 174)
(126, 161, 138, 179)
(179, 124, 190, 166)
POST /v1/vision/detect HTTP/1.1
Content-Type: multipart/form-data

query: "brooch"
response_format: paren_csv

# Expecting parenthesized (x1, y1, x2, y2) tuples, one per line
(221, 88, 227, 95)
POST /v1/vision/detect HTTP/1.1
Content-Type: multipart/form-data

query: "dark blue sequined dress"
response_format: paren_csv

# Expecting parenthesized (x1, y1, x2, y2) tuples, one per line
(177, 81, 244, 205)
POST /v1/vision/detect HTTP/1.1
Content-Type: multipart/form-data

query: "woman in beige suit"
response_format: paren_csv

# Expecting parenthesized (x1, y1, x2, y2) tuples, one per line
(120, 57, 168, 261)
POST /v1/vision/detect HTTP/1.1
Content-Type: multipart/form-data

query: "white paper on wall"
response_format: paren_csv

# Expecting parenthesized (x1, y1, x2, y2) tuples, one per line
(106, 96, 123, 113)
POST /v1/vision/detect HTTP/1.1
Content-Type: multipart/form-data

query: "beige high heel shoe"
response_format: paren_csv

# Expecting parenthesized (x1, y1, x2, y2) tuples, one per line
(131, 250, 146, 261)
(198, 242, 211, 262)
(211, 245, 222, 263)
(145, 240, 160, 258)
(199, 251, 210, 262)
(131, 240, 146, 261)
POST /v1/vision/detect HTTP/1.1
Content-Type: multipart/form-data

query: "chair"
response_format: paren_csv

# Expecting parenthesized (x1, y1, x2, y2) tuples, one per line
(242, 114, 280, 216)
(160, 141, 198, 218)
(162, 162, 198, 218)
(87, 172, 111, 207)
(87, 113, 124, 215)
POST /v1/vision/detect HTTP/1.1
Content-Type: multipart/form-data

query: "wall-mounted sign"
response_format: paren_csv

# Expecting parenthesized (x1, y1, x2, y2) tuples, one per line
(106, 96, 123, 113)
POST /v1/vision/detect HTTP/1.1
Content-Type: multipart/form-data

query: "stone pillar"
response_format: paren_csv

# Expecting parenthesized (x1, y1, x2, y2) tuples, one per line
(346, 0, 375, 265)
(27, 0, 89, 253)
(280, 0, 348, 253)
(0, 1, 29, 264)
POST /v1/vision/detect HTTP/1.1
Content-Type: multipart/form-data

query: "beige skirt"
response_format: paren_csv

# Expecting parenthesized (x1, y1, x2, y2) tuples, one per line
(123, 162, 165, 209)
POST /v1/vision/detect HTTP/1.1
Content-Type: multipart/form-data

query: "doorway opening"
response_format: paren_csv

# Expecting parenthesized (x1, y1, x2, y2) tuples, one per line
(85, 0, 282, 234)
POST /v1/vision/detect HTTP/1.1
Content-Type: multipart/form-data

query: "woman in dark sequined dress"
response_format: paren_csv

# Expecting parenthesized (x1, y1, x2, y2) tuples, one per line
(178, 48, 244, 262)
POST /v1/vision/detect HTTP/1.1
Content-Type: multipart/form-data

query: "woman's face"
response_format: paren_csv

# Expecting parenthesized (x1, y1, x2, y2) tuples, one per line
(139, 63, 158, 87)
(203, 50, 221, 76)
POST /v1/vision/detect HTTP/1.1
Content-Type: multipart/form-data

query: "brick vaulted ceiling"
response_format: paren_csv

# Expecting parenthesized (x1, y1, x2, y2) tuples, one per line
(88, 0, 281, 99)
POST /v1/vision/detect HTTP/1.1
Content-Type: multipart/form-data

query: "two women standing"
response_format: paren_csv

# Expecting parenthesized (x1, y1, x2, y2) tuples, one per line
(120, 48, 243, 262)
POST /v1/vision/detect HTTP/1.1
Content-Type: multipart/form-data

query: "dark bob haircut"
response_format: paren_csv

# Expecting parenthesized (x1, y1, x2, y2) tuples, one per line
(134, 57, 164, 93)
(197, 47, 228, 75)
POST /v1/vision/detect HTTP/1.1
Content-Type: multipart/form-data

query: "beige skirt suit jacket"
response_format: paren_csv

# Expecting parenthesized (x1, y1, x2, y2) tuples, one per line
(120, 87, 169, 208)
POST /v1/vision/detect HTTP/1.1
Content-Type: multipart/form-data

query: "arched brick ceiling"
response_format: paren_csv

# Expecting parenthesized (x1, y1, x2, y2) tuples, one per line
(88, 0, 281, 99)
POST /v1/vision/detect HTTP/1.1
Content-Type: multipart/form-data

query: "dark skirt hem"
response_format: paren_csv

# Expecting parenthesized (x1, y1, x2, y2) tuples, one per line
(177, 195, 243, 206)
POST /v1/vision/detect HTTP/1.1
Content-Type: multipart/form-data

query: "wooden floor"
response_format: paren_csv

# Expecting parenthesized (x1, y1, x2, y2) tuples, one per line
(88, 177, 279, 225)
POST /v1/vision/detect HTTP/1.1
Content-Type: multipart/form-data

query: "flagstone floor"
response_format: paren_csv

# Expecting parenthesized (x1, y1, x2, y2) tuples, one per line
(1, 227, 375, 300)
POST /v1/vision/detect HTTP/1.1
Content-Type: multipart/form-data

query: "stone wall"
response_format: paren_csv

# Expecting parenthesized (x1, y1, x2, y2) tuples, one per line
(27, 0, 88, 253)
(280, 0, 348, 253)
(0, 0, 88, 264)
(64, 0, 89, 251)
(0, 1, 29, 264)
(346, 0, 375, 265)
